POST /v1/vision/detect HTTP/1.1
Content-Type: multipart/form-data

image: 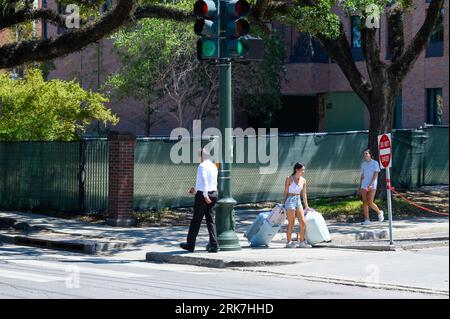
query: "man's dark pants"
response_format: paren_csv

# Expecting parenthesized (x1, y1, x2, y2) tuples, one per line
(186, 191, 218, 250)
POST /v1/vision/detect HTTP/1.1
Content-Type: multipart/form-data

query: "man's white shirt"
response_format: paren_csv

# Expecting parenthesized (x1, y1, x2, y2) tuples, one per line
(195, 159, 218, 198)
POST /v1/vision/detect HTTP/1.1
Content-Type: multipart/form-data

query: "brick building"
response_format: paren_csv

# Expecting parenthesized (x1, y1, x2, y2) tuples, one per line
(279, 1, 449, 133)
(1, 0, 448, 135)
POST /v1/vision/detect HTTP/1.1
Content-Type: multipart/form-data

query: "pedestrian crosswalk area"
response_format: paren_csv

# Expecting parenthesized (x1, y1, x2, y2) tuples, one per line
(0, 269, 67, 283)
(0, 249, 235, 299)
(0, 251, 225, 286)
(0, 260, 150, 283)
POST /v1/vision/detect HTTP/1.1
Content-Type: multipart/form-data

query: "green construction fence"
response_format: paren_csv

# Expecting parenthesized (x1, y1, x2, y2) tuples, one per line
(0, 126, 447, 213)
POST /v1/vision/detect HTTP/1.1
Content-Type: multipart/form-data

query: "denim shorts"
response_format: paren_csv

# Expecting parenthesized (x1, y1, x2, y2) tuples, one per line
(285, 195, 303, 210)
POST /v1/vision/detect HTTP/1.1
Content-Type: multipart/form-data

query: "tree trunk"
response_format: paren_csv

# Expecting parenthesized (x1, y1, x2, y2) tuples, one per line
(146, 105, 152, 137)
(367, 87, 397, 200)
(368, 106, 393, 160)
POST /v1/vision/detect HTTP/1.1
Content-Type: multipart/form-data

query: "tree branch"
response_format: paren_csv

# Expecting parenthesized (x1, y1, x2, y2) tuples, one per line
(251, 0, 295, 34)
(317, 24, 372, 106)
(389, 0, 445, 81)
(255, 0, 372, 105)
(361, 26, 387, 90)
(0, 0, 134, 69)
(133, 4, 194, 22)
(0, 8, 66, 30)
(253, 0, 294, 19)
(386, 3, 405, 64)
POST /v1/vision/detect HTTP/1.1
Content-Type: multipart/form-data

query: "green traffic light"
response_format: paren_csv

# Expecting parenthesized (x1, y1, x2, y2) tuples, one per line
(237, 38, 249, 56)
(237, 40, 244, 55)
(202, 40, 217, 57)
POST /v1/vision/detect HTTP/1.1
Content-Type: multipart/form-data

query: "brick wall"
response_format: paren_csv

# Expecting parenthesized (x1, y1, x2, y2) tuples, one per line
(107, 131, 136, 227)
(0, 30, 10, 44)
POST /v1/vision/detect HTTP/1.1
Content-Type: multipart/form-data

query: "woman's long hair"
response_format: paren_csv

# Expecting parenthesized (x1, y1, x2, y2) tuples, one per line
(291, 162, 305, 176)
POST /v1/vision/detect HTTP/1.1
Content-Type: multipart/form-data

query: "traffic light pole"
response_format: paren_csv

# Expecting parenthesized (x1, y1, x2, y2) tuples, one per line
(194, 0, 248, 251)
(216, 60, 241, 251)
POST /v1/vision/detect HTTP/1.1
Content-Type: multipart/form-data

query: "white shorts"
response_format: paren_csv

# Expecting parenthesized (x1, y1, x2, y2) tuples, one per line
(362, 180, 377, 190)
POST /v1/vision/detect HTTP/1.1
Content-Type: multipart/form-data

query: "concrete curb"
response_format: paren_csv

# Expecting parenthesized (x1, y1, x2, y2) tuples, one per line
(268, 223, 449, 244)
(145, 252, 297, 268)
(0, 232, 141, 254)
(397, 241, 449, 250)
(313, 243, 397, 251)
(354, 230, 389, 240)
(145, 238, 449, 269)
(315, 238, 449, 251)
(341, 225, 449, 242)
(236, 269, 450, 297)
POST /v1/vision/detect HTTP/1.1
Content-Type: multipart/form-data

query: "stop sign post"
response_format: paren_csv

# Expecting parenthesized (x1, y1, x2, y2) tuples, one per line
(378, 134, 392, 169)
(378, 133, 394, 245)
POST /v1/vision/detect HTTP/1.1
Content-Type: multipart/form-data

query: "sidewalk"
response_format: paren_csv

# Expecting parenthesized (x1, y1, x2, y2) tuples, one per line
(1, 209, 448, 297)
(0, 209, 448, 254)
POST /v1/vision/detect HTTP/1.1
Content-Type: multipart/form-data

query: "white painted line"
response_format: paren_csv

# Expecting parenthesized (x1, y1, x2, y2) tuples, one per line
(0, 269, 65, 283)
(121, 262, 224, 274)
(9, 260, 150, 279)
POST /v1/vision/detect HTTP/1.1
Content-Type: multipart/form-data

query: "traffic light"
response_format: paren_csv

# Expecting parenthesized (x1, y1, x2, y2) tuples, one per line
(194, 0, 263, 61)
(238, 35, 265, 61)
(194, 0, 219, 60)
(224, 0, 250, 37)
(221, 0, 263, 60)
(222, 0, 251, 58)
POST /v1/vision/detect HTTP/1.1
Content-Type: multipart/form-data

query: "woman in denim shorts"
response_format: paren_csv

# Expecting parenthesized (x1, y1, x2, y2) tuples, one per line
(282, 162, 311, 248)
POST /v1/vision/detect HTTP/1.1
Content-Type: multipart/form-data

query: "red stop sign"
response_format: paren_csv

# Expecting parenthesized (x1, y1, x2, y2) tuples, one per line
(378, 134, 392, 168)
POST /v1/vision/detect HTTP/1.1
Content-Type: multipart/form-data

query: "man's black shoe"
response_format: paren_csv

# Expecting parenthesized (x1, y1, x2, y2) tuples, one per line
(180, 243, 194, 252)
(207, 246, 219, 253)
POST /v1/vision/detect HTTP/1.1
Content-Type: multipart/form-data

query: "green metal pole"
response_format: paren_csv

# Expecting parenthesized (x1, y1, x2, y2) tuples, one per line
(216, 61, 241, 251)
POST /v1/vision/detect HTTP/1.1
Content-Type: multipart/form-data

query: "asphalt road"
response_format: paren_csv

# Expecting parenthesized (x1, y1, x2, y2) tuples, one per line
(0, 244, 447, 299)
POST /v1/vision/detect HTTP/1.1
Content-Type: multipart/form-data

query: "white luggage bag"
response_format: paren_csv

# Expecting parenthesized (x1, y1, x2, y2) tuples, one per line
(304, 208, 331, 246)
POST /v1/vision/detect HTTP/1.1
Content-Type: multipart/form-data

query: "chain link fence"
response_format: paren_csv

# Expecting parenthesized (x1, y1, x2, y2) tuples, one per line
(0, 127, 448, 213)
(84, 139, 109, 213)
(0, 142, 79, 211)
(423, 126, 449, 186)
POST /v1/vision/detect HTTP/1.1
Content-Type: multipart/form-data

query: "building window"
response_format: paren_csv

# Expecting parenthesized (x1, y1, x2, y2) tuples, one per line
(290, 33, 329, 64)
(57, 2, 68, 34)
(41, 0, 48, 39)
(351, 16, 365, 61)
(393, 90, 403, 129)
(351, 16, 362, 48)
(427, 88, 444, 125)
(42, 20, 48, 39)
(386, 13, 403, 60)
(426, 10, 444, 57)
(102, 0, 113, 13)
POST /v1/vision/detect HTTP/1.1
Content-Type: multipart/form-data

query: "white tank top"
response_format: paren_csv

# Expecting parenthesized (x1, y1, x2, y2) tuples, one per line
(288, 176, 303, 194)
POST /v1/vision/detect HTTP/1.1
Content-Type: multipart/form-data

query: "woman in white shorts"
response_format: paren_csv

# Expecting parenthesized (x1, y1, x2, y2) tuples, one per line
(359, 149, 384, 225)
(282, 162, 311, 248)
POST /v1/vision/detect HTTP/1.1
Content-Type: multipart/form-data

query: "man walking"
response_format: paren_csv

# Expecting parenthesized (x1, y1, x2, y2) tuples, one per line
(180, 148, 219, 253)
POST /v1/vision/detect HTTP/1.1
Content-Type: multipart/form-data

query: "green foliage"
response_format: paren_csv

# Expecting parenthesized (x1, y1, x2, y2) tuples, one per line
(285, 0, 341, 39)
(107, 0, 286, 130)
(309, 194, 444, 220)
(48, 0, 106, 18)
(0, 68, 118, 141)
(309, 196, 364, 216)
(285, 0, 415, 39)
(237, 32, 287, 127)
(106, 15, 194, 100)
(105, 7, 196, 131)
